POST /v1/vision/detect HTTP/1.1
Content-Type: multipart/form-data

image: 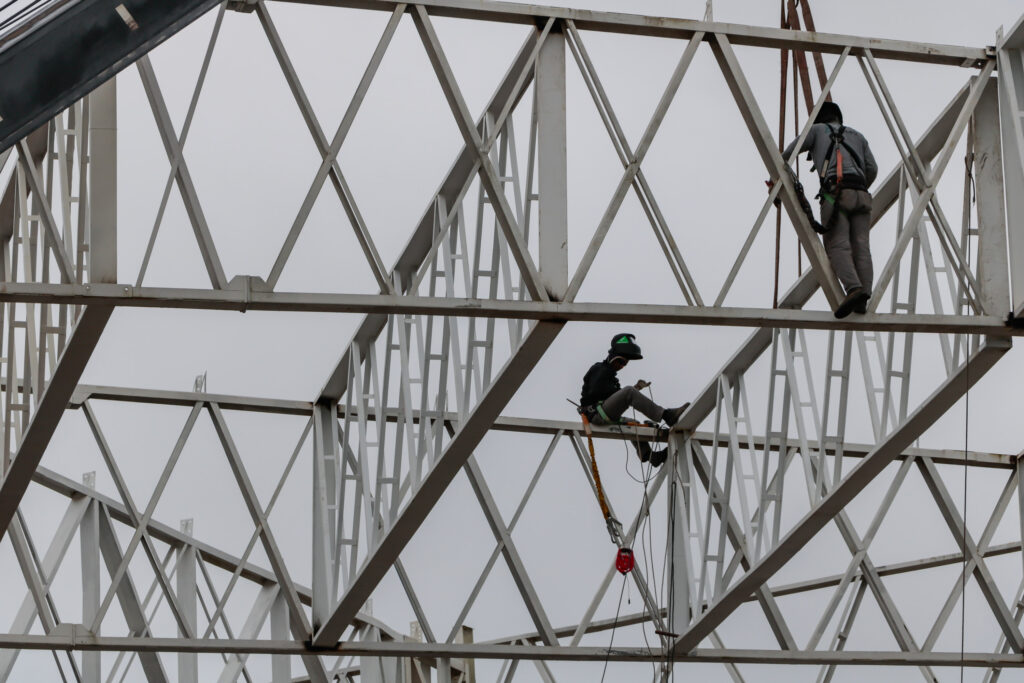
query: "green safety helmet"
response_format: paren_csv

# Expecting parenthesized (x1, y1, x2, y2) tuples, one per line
(609, 333, 643, 360)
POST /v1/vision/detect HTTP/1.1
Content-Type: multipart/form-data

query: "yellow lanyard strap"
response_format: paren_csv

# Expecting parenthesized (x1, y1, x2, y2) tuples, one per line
(580, 414, 612, 522)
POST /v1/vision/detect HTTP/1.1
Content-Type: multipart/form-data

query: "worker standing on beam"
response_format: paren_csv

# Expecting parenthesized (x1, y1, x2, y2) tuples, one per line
(781, 101, 878, 318)
(578, 334, 688, 467)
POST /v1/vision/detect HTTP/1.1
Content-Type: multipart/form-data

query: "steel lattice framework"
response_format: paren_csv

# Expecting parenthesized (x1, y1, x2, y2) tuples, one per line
(2, 0, 1024, 681)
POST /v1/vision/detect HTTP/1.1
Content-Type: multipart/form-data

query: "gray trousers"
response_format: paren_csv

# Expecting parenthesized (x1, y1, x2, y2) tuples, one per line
(590, 386, 664, 425)
(821, 189, 873, 293)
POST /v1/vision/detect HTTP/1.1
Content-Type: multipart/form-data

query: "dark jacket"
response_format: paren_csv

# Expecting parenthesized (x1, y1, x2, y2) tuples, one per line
(581, 360, 620, 407)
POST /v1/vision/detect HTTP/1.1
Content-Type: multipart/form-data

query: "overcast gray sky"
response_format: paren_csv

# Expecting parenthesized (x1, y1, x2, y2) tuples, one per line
(6, 0, 1024, 681)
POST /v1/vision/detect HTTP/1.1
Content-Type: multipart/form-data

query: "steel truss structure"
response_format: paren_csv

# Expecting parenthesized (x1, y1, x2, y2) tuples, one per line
(2, 0, 1024, 681)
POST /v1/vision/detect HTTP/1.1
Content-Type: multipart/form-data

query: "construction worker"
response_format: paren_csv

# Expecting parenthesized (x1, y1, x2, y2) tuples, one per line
(781, 101, 878, 318)
(579, 333, 688, 467)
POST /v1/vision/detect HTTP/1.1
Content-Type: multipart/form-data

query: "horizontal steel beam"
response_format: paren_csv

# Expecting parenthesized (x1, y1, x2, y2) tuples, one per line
(4, 634, 1024, 667)
(273, 0, 990, 67)
(0, 283, 1017, 335)
(71, 384, 1020, 468)
(484, 540, 1024, 646)
(0, 305, 113, 543)
(675, 337, 1012, 652)
(29, 466, 406, 643)
(31, 466, 289, 591)
(71, 385, 313, 416)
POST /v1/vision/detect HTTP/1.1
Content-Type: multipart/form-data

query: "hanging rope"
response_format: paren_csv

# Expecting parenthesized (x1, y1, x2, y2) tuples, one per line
(598, 576, 628, 683)
(773, 0, 788, 309)
(629, 389, 677, 675)
(577, 392, 674, 677)
(580, 413, 624, 545)
(959, 147, 976, 683)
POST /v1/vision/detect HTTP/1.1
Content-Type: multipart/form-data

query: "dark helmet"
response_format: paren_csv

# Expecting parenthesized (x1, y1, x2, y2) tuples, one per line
(609, 333, 643, 360)
(814, 101, 843, 125)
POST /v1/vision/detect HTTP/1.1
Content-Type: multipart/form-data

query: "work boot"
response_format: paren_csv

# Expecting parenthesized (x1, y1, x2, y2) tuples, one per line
(635, 440, 651, 463)
(661, 402, 690, 428)
(835, 287, 869, 319)
(649, 448, 669, 467)
(854, 291, 871, 314)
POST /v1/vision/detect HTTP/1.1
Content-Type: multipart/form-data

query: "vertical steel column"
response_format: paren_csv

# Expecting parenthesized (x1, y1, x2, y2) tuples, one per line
(459, 627, 475, 683)
(312, 400, 339, 630)
(81, 480, 100, 683)
(87, 78, 116, 284)
(270, 590, 290, 683)
(96, 506, 170, 683)
(674, 336, 1010, 654)
(669, 432, 692, 635)
(536, 22, 568, 300)
(997, 17, 1024, 318)
(177, 520, 198, 683)
(360, 626, 405, 683)
(973, 79, 1010, 315)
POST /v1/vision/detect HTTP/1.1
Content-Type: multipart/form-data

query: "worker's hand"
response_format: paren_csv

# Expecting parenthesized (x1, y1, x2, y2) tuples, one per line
(765, 179, 781, 207)
(634, 379, 651, 391)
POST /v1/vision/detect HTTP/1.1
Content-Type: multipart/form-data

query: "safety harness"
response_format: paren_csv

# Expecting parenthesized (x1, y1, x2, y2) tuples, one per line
(580, 401, 624, 426)
(817, 124, 867, 222)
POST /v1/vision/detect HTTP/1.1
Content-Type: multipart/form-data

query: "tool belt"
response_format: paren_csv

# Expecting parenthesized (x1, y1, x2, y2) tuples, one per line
(821, 175, 867, 195)
(816, 175, 868, 233)
(579, 402, 619, 425)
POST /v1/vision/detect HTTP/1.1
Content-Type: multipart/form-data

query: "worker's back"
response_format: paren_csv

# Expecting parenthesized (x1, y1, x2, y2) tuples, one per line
(798, 123, 878, 186)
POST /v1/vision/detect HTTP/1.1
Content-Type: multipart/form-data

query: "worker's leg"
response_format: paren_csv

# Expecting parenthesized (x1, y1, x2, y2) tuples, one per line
(600, 386, 664, 423)
(849, 190, 873, 293)
(822, 193, 862, 292)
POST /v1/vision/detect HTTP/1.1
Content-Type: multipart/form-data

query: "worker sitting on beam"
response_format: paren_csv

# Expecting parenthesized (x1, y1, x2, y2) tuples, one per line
(578, 333, 688, 467)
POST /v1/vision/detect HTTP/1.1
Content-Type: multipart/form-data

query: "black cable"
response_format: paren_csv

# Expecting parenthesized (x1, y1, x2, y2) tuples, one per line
(636, 390, 671, 678)
(960, 332, 968, 683)
(599, 576, 629, 683)
(959, 150, 975, 683)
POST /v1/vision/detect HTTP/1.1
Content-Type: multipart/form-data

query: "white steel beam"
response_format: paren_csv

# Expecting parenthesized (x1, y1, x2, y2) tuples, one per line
(998, 26, 1024, 318)
(135, 3, 226, 289)
(87, 78, 117, 284)
(273, 0, 990, 67)
(677, 80, 973, 432)
(312, 401, 339, 631)
(95, 505, 171, 683)
(67, 384, 1019, 469)
(215, 584, 278, 683)
(0, 304, 111, 542)
(255, 0, 395, 293)
(536, 24, 568, 300)
(311, 321, 563, 646)
(463, 456, 559, 645)
(0, 284, 1015, 335)
(411, 4, 548, 303)
(81, 494, 101, 683)
(973, 77, 1010, 315)
(711, 32, 843, 309)
(5, 636, 1024, 667)
(176, 523, 199, 683)
(483, 531, 1024, 646)
(14, 139, 75, 283)
(673, 337, 1010, 653)
(563, 23, 704, 304)
(317, 28, 540, 402)
(207, 403, 331, 683)
(135, 56, 228, 290)
(916, 457, 1024, 652)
